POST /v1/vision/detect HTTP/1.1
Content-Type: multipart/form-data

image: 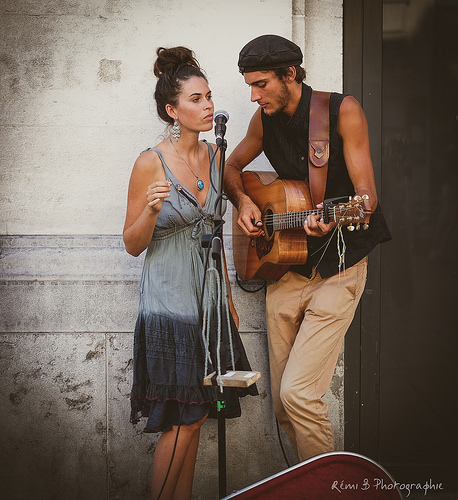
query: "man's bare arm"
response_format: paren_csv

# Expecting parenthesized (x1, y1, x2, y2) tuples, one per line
(224, 108, 265, 237)
(305, 96, 378, 237)
(338, 96, 379, 214)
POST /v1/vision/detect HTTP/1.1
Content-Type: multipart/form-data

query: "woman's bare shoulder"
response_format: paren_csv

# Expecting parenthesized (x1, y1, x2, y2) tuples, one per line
(131, 145, 166, 181)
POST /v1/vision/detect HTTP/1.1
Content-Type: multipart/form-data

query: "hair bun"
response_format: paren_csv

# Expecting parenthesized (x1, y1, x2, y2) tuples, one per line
(153, 46, 201, 78)
(152, 46, 207, 125)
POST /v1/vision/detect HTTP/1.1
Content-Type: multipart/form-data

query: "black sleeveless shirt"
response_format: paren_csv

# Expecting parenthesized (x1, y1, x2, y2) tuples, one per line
(261, 84, 391, 278)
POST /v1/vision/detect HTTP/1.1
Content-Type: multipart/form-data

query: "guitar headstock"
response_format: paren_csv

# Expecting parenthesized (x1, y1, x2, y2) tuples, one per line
(324, 195, 371, 231)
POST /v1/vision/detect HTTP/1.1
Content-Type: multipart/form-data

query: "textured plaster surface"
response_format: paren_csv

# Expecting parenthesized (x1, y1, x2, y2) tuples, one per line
(0, 0, 344, 497)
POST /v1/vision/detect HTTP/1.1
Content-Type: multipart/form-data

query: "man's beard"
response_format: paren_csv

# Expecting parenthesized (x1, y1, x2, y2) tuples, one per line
(264, 81, 291, 116)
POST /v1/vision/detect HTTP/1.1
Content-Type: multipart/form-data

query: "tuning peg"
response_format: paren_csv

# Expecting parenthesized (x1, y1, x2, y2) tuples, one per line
(362, 194, 369, 200)
(356, 223, 361, 230)
(353, 195, 362, 202)
(347, 224, 355, 232)
(363, 223, 369, 230)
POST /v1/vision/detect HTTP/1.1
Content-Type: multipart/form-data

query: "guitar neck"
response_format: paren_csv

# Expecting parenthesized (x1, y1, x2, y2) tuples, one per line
(270, 208, 327, 231)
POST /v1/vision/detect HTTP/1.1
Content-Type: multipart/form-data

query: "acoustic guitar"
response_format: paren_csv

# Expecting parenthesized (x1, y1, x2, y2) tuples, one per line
(232, 170, 369, 281)
(223, 451, 403, 500)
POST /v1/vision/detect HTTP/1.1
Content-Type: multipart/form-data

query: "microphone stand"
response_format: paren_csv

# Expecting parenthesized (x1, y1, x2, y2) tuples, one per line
(214, 137, 228, 499)
(202, 137, 228, 499)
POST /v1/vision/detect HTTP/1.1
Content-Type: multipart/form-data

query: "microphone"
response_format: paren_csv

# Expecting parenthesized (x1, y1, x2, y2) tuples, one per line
(214, 110, 229, 146)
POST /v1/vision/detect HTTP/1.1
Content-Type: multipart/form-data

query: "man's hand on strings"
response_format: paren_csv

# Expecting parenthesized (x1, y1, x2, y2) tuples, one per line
(303, 203, 336, 237)
(237, 198, 264, 238)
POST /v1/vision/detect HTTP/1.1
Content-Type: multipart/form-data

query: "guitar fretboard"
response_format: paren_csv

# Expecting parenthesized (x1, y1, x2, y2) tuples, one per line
(263, 203, 365, 231)
(265, 208, 328, 231)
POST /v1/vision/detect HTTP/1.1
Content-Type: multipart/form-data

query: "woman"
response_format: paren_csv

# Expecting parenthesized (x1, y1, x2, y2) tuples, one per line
(123, 47, 256, 500)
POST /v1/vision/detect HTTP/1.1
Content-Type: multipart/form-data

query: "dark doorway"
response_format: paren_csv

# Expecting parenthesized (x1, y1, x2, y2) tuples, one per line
(344, 0, 458, 497)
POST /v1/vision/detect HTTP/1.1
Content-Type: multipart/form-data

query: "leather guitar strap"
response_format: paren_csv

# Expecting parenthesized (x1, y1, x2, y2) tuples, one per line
(308, 90, 331, 207)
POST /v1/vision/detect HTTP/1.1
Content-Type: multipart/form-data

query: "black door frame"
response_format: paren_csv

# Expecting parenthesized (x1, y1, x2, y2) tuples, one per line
(343, 0, 384, 460)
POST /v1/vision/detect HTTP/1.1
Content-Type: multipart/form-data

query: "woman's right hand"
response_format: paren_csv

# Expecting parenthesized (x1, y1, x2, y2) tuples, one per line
(123, 150, 168, 256)
(147, 181, 172, 212)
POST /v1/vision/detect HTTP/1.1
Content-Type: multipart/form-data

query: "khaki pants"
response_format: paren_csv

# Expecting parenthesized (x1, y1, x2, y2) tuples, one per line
(266, 258, 367, 461)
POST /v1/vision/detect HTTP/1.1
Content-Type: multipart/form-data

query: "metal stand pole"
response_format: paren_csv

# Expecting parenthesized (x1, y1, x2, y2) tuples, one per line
(202, 138, 228, 499)
(217, 390, 227, 497)
(215, 138, 227, 499)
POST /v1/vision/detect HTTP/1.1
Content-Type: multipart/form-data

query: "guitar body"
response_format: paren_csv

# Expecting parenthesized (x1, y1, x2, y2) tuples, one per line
(223, 451, 403, 500)
(232, 171, 313, 281)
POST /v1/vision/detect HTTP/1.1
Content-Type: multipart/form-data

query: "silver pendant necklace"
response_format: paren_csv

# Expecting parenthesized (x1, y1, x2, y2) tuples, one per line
(169, 137, 204, 191)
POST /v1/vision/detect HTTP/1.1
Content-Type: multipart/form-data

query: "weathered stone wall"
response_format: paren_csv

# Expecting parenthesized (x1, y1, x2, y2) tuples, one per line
(0, 1, 343, 498)
(0, 235, 274, 499)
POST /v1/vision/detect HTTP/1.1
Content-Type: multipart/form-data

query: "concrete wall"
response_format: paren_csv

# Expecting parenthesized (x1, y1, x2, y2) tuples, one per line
(0, 0, 343, 498)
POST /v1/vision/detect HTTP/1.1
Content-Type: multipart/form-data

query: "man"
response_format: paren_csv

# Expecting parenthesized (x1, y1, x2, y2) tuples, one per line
(224, 34, 391, 461)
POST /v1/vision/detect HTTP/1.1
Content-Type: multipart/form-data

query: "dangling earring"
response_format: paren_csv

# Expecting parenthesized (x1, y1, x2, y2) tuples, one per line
(171, 120, 181, 141)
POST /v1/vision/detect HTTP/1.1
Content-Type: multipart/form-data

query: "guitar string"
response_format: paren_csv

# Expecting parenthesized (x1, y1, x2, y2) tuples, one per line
(265, 205, 363, 218)
(263, 209, 322, 224)
(263, 206, 364, 230)
(263, 207, 362, 222)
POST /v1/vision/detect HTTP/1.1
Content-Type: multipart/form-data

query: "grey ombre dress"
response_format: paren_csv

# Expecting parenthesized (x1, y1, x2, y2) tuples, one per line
(130, 141, 257, 432)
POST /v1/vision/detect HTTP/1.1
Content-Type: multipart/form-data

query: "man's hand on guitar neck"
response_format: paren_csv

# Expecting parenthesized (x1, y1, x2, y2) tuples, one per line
(236, 196, 265, 238)
(303, 203, 336, 237)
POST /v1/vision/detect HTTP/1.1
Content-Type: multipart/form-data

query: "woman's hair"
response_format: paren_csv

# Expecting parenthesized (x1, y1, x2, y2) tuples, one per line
(153, 46, 207, 125)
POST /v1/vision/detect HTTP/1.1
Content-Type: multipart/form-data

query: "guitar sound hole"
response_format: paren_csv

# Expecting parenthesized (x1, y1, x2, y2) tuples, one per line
(264, 208, 274, 238)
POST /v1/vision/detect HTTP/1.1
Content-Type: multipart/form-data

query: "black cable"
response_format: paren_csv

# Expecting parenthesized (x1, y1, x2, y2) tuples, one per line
(276, 418, 291, 469)
(156, 419, 182, 500)
(235, 272, 289, 472)
(208, 143, 219, 195)
(235, 272, 266, 293)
